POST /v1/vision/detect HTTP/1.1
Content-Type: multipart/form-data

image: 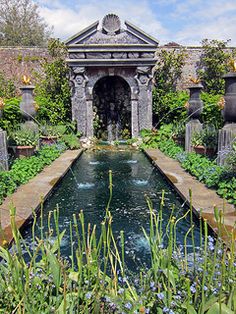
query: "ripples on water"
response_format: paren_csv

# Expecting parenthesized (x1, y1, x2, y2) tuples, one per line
(23, 150, 201, 270)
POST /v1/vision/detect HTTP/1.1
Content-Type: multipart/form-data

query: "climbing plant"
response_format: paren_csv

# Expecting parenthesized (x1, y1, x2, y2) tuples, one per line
(152, 49, 187, 125)
(35, 38, 71, 125)
(197, 39, 235, 95)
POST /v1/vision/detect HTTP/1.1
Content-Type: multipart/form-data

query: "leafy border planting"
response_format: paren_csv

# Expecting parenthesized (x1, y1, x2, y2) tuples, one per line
(0, 144, 66, 204)
(141, 129, 236, 206)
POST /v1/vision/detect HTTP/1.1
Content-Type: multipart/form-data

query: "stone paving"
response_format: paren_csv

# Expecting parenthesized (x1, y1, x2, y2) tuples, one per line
(0, 149, 83, 246)
(145, 149, 236, 243)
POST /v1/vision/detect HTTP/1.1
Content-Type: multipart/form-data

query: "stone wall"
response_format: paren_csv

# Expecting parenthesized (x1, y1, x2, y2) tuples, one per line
(0, 47, 48, 91)
(0, 46, 234, 91)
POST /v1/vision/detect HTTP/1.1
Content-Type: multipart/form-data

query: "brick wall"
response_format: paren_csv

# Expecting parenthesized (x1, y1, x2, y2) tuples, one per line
(0, 46, 234, 91)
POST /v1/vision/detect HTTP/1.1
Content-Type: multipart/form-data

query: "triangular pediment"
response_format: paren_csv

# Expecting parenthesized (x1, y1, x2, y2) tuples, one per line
(65, 15, 159, 47)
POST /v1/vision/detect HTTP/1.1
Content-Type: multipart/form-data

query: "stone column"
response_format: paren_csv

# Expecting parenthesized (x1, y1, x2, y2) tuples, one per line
(185, 84, 203, 152)
(135, 67, 153, 132)
(217, 72, 236, 165)
(0, 127, 8, 171)
(131, 97, 139, 138)
(86, 98, 94, 138)
(20, 85, 38, 131)
(71, 67, 88, 138)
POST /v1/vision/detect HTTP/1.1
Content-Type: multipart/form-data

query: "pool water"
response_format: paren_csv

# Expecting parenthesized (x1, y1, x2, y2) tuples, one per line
(23, 149, 201, 269)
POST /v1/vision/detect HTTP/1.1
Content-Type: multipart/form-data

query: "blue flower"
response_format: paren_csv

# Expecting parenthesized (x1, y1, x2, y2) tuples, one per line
(125, 302, 132, 310)
(163, 307, 170, 313)
(85, 292, 92, 299)
(157, 292, 164, 300)
(190, 285, 196, 294)
(118, 288, 124, 295)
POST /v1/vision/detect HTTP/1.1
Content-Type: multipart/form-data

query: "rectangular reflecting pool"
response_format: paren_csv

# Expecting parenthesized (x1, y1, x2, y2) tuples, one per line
(23, 149, 202, 269)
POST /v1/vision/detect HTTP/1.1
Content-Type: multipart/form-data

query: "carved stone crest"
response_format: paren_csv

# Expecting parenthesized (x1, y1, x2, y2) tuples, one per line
(102, 13, 121, 35)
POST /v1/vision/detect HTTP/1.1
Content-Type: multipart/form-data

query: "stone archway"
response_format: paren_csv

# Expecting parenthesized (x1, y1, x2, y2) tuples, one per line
(93, 76, 131, 141)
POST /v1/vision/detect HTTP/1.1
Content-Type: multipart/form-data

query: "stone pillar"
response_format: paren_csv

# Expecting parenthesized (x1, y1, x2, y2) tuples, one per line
(20, 85, 38, 132)
(135, 67, 153, 132)
(185, 84, 203, 152)
(71, 67, 88, 138)
(131, 99, 139, 138)
(20, 85, 36, 121)
(0, 128, 8, 171)
(217, 72, 236, 165)
(86, 98, 94, 138)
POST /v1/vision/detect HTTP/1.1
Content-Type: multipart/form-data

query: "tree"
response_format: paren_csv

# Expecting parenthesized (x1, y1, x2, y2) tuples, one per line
(153, 49, 187, 125)
(0, 0, 52, 46)
(35, 39, 71, 124)
(197, 39, 235, 95)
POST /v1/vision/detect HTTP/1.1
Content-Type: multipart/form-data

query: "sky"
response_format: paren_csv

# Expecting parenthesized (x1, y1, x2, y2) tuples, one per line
(37, 0, 236, 46)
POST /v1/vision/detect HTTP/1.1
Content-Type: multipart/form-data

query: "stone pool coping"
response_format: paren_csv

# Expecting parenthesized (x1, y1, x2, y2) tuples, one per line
(145, 149, 236, 244)
(0, 149, 83, 246)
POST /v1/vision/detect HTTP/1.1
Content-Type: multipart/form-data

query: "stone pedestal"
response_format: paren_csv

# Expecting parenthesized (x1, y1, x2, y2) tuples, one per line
(20, 85, 36, 121)
(185, 119, 203, 152)
(217, 123, 236, 165)
(217, 72, 236, 165)
(185, 84, 203, 152)
(0, 129, 8, 171)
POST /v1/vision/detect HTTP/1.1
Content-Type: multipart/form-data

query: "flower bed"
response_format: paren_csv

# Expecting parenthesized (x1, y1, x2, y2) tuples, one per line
(0, 144, 66, 204)
(141, 128, 236, 206)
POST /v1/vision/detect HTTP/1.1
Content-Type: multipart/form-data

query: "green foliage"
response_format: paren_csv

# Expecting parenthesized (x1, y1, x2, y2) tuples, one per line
(197, 39, 235, 94)
(154, 49, 187, 93)
(0, 0, 51, 46)
(60, 133, 80, 149)
(39, 123, 67, 137)
(35, 39, 71, 125)
(0, 98, 22, 131)
(153, 90, 188, 125)
(191, 126, 218, 149)
(8, 125, 39, 146)
(153, 49, 187, 125)
(0, 183, 235, 313)
(0, 144, 65, 203)
(140, 124, 235, 204)
(201, 92, 223, 128)
(0, 72, 16, 98)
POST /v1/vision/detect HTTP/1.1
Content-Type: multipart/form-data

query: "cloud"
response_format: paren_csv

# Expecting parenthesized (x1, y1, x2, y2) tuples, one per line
(38, 0, 167, 42)
(36, 0, 236, 46)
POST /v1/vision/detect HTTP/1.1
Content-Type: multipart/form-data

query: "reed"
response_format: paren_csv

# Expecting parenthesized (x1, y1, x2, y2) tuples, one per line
(0, 172, 235, 313)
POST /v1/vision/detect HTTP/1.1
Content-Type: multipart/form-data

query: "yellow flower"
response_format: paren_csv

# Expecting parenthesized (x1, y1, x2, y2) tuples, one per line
(33, 102, 40, 111)
(0, 98, 5, 110)
(184, 101, 190, 109)
(218, 97, 225, 110)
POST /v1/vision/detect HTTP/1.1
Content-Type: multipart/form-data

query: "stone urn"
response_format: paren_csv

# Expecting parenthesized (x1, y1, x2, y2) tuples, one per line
(222, 72, 236, 123)
(187, 83, 204, 120)
(20, 85, 36, 121)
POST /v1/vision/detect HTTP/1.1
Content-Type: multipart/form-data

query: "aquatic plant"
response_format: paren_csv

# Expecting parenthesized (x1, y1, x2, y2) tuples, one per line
(0, 172, 235, 313)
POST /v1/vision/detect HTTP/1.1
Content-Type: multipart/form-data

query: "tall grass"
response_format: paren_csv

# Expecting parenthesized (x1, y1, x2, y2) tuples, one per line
(0, 171, 235, 313)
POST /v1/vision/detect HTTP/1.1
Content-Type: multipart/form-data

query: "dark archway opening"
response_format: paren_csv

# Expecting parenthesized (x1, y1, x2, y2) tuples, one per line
(93, 76, 131, 141)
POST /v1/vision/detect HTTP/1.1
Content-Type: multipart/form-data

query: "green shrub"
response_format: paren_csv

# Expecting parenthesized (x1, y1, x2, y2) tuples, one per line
(35, 39, 71, 125)
(201, 92, 223, 128)
(0, 72, 16, 98)
(0, 144, 65, 203)
(0, 98, 23, 131)
(141, 127, 235, 205)
(8, 125, 39, 146)
(153, 90, 188, 125)
(60, 133, 80, 149)
(197, 39, 235, 95)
